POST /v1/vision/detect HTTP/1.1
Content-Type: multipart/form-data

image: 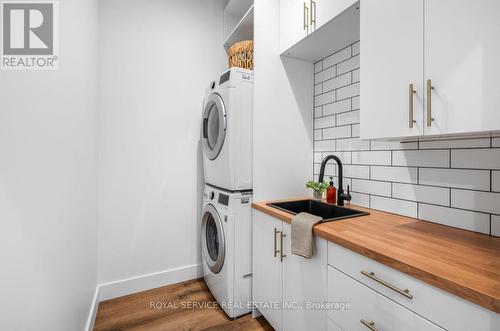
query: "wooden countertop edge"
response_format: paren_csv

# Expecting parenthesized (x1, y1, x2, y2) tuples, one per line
(252, 200, 500, 314)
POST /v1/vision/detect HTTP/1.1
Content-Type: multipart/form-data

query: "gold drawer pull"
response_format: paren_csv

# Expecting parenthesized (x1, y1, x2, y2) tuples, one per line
(408, 83, 416, 128)
(274, 228, 280, 257)
(361, 270, 413, 299)
(426, 79, 434, 127)
(280, 232, 287, 261)
(361, 319, 379, 331)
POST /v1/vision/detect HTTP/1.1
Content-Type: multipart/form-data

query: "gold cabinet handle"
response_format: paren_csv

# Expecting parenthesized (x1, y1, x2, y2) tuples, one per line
(310, 0, 316, 30)
(303, 2, 309, 31)
(361, 319, 379, 331)
(426, 79, 434, 127)
(361, 270, 413, 299)
(274, 228, 280, 257)
(280, 232, 287, 261)
(408, 83, 417, 128)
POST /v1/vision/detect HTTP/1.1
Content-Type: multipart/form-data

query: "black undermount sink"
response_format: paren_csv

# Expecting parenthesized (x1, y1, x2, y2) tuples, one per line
(268, 199, 369, 222)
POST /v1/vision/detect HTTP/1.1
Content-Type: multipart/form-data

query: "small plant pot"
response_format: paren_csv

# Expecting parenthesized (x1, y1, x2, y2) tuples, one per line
(313, 190, 323, 200)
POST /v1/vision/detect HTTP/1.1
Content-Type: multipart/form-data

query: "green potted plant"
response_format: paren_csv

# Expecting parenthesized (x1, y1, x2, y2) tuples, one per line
(306, 181, 329, 200)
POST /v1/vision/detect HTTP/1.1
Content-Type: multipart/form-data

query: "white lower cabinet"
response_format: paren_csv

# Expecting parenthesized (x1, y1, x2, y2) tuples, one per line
(253, 212, 500, 331)
(327, 267, 444, 331)
(252, 210, 327, 331)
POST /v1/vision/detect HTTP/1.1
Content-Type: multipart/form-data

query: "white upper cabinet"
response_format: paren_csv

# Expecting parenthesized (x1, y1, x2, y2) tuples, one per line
(314, 0, 357, 31)
(361, 0, 500, 140)
(360, 0, 424, 139)
(280, 0, 357, 54)
(424, 0, 500, 136)
(280, 0, 310, 53)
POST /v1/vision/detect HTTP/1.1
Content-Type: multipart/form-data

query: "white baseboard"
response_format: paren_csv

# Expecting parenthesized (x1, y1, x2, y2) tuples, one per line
(98, 263, 202, 301)
(84, 263, 202, 331)
(84, 286, 99, 331)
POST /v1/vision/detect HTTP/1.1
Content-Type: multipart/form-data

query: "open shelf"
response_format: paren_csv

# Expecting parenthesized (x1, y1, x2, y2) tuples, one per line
(224, 4, 254, 50)
(281, 3, 359, 62)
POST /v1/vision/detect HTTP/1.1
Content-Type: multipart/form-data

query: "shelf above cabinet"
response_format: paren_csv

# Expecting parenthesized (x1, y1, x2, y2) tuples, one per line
(224, 4, 254, 50)
(281, 3, 359, 62)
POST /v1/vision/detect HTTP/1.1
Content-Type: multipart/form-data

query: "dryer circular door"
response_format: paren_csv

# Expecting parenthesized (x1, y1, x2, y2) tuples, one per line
(202, 93, 227, 160)
(201, 204, 225, 274)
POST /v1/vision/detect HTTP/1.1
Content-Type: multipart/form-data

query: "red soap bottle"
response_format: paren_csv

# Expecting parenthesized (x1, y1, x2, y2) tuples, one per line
(326, 176, 337, 204)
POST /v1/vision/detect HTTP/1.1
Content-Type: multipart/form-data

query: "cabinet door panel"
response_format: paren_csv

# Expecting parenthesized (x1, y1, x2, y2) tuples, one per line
(360, 0, 424, 139)
(424, 0, 500, 135)
(252, 211, 282, 330)
(314, 0, 357, 31)
(280, 0, 309, 53)
(282, 222, 328, 331)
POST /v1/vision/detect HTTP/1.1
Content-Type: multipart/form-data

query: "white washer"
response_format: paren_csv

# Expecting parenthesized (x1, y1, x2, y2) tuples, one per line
(201, 184, 252, 319)
(202, 67, 253, 191)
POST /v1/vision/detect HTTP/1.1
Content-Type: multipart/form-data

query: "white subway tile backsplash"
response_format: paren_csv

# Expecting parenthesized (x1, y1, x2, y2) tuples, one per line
(419, 138, 490, 149)
(371, 166, 418, 184)
(348, 192, 369, 208)
(370, 141, 418, 151)
(327, 151, 352, 165)
(315, 90, 336, 106)
(419, 204, 490, 234)
(323, 125, 351, 140)
(322, 99, 351, 116)
(337, 54, 360, 75)
(352, 68, 360, 83)
(352, 179, 391, 196)
(344, 165, 370, 179)
(451, 189, 500, 215)
(351, 124, 360, 137)
(314, 84, 323, 95)
(313, 41, 500, 234)
(392, 150, 449, 168)
(314, 61, 323, 73)
(336, 138, 369, 151)
(419, 168, 491, 191)
(336, 82, 359, 100)
(493, 171, 500, 192)
(370, 196, 417, 218)
(323, 72, 351, 93)
(315, 115, 335, 129)
(314, 140, 335, 152)
(451, 149, 500, 170)
(392, 183, 449, 206)
(351, 96, 360, 110)
(315, 66, 336, 84)
(337, 110, 359, 126)
(323, 47, 351, 68)
(352, 41, 360, 55)
(352, 151, 391, 165)
(314, 106, 322, 118)
(314, 129, 322, 141)
(492, 215, 500, 237)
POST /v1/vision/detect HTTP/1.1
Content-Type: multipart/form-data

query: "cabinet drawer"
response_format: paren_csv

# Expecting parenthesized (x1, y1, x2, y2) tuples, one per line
(327, 266, 443, 331)
(328, 243, 500, 331)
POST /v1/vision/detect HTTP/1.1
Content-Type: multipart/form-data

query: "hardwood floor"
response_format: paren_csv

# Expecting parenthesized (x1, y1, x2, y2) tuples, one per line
(93, 278, 273, 331)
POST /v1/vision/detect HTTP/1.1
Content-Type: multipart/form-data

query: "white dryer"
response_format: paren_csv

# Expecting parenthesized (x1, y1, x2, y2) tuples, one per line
(201, 184, 252, 319)
(202, 67, 253, 191)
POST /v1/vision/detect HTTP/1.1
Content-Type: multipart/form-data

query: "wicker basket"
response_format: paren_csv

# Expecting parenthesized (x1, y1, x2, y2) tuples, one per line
(229, 40, 254, 70)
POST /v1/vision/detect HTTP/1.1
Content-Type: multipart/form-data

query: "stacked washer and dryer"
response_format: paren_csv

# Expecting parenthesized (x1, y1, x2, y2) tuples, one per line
(200, 67, 254, 319)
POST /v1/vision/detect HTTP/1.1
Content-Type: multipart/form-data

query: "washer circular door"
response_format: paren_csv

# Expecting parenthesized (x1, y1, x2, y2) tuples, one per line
(201, 204, 225, 274)
(202, 93, 227, 160)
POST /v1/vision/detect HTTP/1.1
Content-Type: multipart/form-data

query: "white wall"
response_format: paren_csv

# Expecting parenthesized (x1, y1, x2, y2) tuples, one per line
(98, 0, 227, 286)
(0, 0, 99, 330)
(253, 0, 313, 201)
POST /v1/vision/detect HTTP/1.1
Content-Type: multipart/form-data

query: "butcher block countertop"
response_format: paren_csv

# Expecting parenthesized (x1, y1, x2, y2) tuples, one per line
(253, 198, 500, 314)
